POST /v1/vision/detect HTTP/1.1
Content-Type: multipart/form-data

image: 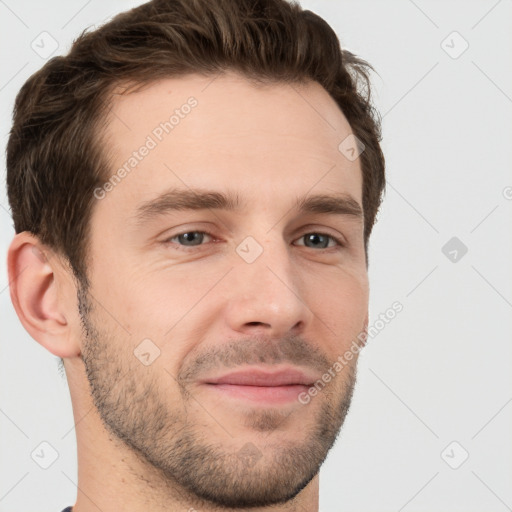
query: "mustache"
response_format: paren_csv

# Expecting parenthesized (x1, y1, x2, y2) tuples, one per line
(178, 333, 331, 383)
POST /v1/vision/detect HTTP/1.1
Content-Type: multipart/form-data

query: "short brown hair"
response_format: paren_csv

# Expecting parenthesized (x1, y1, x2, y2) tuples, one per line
(7, 0, 385, 285)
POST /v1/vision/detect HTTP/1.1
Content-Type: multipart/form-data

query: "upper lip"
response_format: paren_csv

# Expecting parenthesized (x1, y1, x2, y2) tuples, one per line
(202, 367, 318, 387)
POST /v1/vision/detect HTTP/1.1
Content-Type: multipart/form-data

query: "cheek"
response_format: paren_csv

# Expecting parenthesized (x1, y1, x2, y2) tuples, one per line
(102, 265, 224, 369)
(122, 263, 224, 322)
(308, 269, 368, 349)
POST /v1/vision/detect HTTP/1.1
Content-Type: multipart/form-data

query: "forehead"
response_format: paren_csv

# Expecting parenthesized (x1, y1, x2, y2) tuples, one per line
(97, 72, 362, 219)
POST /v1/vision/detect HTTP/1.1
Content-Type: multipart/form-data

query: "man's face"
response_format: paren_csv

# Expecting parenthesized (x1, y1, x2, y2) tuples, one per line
(79, 72, 368, 508)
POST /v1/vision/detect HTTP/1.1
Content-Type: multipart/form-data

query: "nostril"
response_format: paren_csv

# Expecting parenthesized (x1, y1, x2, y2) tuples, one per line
(246, 322, 271, 328)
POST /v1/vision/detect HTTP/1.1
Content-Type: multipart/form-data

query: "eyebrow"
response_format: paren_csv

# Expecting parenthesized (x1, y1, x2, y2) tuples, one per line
(132, 187, 363, 225)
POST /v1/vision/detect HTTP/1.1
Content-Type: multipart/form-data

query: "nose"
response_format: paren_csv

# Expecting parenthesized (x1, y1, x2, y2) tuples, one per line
(223, 237, 314, 338)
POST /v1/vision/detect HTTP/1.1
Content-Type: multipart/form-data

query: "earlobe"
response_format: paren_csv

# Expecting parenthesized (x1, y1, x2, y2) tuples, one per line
(7, 232, 81, 358)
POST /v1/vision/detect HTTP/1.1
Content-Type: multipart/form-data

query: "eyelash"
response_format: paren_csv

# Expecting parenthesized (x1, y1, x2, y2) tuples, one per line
(162, 230, 345, 252)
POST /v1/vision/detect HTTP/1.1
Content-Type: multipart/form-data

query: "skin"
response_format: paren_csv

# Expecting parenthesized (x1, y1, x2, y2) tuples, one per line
(8, 71, 369, 512)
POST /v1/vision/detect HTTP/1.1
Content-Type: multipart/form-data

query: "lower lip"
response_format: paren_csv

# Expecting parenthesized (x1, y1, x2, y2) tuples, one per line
(205, 383, 310, 404)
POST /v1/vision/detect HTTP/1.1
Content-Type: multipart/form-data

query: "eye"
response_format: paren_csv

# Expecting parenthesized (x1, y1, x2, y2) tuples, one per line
(294, 232, 343, 250)
(163, 231, 214, 249)
(162, 230, 344, 251)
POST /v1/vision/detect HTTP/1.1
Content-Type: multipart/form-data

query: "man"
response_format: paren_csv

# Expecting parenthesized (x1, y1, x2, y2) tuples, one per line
(6, 0, 385, 510)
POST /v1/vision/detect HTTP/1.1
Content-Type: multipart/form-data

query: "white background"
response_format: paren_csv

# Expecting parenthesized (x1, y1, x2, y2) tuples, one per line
(1, 1, 511, 511)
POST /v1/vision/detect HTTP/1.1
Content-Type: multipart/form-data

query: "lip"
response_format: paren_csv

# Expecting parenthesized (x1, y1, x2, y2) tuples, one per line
(203, 367, 318, 387)
(200, 366, 318, 404)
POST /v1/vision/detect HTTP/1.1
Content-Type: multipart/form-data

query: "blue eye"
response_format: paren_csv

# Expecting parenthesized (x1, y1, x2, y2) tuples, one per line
(165, 231, 212, 247)
(294, 233, 342, 249)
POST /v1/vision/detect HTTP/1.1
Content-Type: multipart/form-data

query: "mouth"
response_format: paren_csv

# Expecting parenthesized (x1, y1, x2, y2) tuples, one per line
(200, 366, 317, 405)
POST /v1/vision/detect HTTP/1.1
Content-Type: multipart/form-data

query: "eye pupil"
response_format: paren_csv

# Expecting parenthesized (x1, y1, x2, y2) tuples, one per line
(305, 233, 329, 249)
(179, 232, 203, 246)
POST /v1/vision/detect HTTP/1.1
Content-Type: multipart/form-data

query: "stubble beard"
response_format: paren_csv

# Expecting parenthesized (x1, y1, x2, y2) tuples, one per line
(77, 283, 358, 509)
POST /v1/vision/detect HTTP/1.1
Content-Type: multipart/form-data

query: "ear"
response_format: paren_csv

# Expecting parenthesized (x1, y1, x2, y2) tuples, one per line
(7, 232, 81, 358)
